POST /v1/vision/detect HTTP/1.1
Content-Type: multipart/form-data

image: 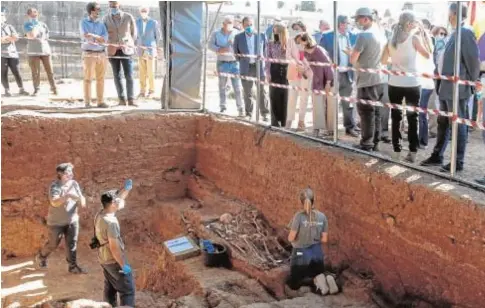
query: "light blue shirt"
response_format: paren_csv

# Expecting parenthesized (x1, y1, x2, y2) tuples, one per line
(79, 16, 108, 52)
(338, 33, 350, 67)
(208, 28, 237, 62)
(245, 33, 256, 63)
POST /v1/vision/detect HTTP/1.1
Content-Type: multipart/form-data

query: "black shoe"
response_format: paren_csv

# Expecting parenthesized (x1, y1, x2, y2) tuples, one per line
(118, 99, 127, 106)
(420, 155, 443, 167)
(246, 113, 252, 119)
(19, 89, 29, 96)
(220, 106, 227, 113)
(4, 91, 11, 97)
(69, 265, 88, 274)
(381, 136, 391, 143)
(353, 144, 373, 152)
(440, 163, 463, 173)
(35, 253, 47, 269)
(429, 132, 437, 139)
(345, 129, 359, 138)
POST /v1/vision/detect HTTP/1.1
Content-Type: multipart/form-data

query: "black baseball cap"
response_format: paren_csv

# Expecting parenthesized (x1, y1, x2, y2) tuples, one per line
(56, 163, 73, 173)
(101, 189, 118, 207)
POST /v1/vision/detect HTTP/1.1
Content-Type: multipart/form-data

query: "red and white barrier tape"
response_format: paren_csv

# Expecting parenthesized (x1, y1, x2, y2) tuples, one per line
(17, 37, 482, 88)
(214, 71, 485, 130)
(2, 50, 165, 61)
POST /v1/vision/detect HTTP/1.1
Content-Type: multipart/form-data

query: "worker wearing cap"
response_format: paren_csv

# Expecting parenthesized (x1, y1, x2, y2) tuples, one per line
(35, 163, 87, 274)
(209, 15, 244, 116)
(346, 7, 388, 152)
(286, 187, 330, 294)
(95, 181, 134, 307)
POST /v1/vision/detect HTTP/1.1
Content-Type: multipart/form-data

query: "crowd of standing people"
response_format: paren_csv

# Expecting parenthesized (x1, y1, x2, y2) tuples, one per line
(1, 1, 162, 107)
(210, 3, 483, 182)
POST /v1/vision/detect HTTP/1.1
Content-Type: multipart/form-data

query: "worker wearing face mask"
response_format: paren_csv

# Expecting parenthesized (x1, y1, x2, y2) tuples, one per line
(94, 180, 134, 307)
(23, 7, 57, 96)
(104, 1, 138, 107)
(136, 6, 161, 99)
(233, 16, 270, 121)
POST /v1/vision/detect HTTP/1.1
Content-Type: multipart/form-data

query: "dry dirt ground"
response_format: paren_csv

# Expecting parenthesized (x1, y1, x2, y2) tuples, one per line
(1, 196, 378, 308)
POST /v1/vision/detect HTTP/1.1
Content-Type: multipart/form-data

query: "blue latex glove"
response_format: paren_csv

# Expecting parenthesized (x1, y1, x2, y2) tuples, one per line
(124, 179, 133, 191)
(122, 264, 132, 274)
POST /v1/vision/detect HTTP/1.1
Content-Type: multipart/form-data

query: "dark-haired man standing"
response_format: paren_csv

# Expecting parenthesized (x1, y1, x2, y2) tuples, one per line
(95, 179, 134, 307)
(80, 2, 109, 108)
(35, 163, 87, 274)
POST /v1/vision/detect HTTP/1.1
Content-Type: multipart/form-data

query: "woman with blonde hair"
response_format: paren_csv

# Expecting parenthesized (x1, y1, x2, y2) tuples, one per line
(381, 10, 431, 163)
(296, 32, 335, 137)
(286, 21, 313, 130)
(266, 23, 289, 127)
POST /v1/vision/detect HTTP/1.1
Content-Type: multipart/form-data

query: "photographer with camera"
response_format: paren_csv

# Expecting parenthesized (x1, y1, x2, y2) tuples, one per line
(35, 163, 87, 274)
(93, 179, 134, 307)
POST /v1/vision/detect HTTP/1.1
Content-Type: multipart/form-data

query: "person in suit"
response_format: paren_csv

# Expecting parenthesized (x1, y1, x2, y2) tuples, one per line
(420, 3, 480, 172)
(136, 6, 160, 99)
(320, 15, 359, 137)
(313, 20, 330, 46)
(234, 16, 270, 121)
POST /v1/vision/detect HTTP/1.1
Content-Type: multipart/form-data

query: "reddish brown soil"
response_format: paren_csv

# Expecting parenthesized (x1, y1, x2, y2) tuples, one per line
(2, 112, 484, 308)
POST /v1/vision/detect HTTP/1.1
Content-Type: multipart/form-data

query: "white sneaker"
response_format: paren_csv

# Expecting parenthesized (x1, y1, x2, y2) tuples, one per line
(326, 275, 339, 294)
(314, 273, 329, 295)
(405, 152, 417, 163)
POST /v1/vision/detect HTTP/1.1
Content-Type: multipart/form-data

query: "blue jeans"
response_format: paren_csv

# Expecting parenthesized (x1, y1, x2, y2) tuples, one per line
(287, 243, 325, 290)
(109, 50, 134, 100)
(217, 61, 243, 110)
(418, 88, 434, 146)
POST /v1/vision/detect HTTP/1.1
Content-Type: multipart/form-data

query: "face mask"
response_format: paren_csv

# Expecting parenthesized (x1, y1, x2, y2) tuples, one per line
(115, 198, 125, 210)
(110, 8, 119, 15)
(140, 12, 148, 19)
(274, 34, 279, 42)
(297, 44, 305, 51)
(245, 26, 253, 34)
(290, 29, 300, 37)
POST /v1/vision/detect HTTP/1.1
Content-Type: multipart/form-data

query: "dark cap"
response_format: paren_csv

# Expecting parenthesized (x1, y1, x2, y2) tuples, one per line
(101, 189, 118, 207)
(353, 7, 373, 19)
(337, 15, 349, 25)
(56, 163, 73, 173)
(1, 7, 6, 14)
(449, 3, 468, 19)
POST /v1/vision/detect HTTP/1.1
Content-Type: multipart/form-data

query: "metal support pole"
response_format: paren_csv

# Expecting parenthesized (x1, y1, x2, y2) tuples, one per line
(164, 1, 171, 111)
(450, 2, 463, 176)
(256, 1, 261, 123)
(332, 1, 339, 143)
(202, 2, 209, 112)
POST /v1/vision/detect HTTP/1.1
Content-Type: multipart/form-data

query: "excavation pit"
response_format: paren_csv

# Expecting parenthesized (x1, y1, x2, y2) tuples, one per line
(1, 111, 484, 308)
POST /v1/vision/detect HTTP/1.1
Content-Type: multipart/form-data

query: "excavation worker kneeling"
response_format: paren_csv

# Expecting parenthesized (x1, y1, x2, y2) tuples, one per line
(94, 180, 135, 307)
(286, 187, 329, 292)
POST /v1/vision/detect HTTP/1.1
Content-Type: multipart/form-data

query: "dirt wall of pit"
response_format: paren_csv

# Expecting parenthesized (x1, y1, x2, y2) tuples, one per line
(1, 113, 197, 258)
(2, 113, 485, 308)
(195, 117, 485, 308)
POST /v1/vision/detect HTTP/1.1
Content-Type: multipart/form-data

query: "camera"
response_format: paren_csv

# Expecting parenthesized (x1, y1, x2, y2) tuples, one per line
(89, 236, 101, 249)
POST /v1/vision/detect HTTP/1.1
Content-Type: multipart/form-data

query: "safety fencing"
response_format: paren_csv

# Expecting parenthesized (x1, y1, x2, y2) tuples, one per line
(213, 71, 485, 131)
(5, 36, 485, 131)
(12, 36, 483, 88)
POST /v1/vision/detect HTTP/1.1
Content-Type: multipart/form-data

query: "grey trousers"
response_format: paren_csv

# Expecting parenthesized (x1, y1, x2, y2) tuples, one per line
(357, 84, 384, 149)
(339, 72, 356, 130)
(101, 262, 135, 307)
(241, 63, 269, 116)
(39, 221, 79, 268)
